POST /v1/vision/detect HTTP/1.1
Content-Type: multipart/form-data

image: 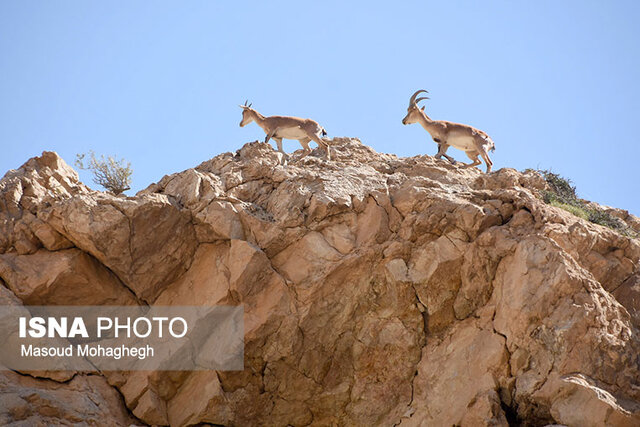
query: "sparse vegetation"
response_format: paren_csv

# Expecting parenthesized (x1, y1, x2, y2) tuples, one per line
(547, 199, 589, 220)
(537, 169, 636, 237)
(75, 151, 132, 195)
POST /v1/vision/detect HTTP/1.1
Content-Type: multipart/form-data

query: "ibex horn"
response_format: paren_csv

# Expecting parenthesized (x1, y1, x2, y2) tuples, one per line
(409, 89, 429, 105)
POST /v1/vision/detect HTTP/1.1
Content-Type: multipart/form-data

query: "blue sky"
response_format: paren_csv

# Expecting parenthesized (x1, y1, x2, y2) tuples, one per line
(1, 1, 639, 215)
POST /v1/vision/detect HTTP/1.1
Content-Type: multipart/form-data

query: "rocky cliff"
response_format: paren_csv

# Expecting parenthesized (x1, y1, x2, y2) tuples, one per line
(1, 140, 639, 426)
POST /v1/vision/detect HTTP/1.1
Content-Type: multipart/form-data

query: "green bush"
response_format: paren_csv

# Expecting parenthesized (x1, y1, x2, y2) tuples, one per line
(541, 171, 578, 203)
(75, 151, 132, 195)
(537, 169, 635, 237)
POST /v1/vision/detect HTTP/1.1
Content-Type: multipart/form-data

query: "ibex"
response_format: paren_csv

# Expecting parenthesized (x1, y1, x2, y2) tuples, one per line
(402, 90, 495, 173)
(239, 101, 331, 161)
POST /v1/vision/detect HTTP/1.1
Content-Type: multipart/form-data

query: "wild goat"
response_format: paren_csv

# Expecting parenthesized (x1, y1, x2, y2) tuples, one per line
(402, 90, 495, 173)
(239, 101, 331, 161)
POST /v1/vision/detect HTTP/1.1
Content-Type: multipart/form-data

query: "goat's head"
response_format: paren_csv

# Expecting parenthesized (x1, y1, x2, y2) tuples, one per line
(402, 89, 429, 125)
(239, 100, 254, 127)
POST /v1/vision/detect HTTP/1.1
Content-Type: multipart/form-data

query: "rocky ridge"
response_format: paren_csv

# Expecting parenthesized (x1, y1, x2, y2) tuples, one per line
(0, 140, 639, 426)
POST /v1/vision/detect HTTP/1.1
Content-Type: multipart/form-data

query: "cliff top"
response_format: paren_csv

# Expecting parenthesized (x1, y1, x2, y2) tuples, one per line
(1, 139, 639, 426)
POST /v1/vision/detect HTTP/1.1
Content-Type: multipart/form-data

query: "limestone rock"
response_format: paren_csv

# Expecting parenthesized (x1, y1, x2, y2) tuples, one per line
(0, 370, 138, 426)
(1, 143, 639, 426)
(460, 389, 509, 427)
(0, 248, 138, 305)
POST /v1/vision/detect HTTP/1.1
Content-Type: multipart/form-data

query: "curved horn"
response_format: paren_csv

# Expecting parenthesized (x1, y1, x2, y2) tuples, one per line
(409, 89, 429, 105)
(415, 96, 430, 104)
(244, 100, 248, 106)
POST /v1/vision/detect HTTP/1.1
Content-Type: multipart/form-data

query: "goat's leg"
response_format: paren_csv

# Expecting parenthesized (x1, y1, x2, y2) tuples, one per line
(461, 151, 482, 169)
(479, 149, 493, 173)
(272, 137, 284, 154)
(265, 128, 279, 144)
(434, 144, 444, 159)
(442, 153, 456, 163)
(272, 138, 287, 165)
(298, 138, 313, 159)
(308, 132, 331, 160)
(435, 144, 456, 164)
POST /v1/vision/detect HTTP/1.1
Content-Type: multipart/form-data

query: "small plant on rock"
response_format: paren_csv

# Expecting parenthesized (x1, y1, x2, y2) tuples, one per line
(75, 151, 132, 195)
(537, 169, 635, 237)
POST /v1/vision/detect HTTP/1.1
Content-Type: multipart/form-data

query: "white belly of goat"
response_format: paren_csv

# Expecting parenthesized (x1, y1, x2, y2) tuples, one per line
(274, 127, 309, 140)
(446, 134, 477, 151)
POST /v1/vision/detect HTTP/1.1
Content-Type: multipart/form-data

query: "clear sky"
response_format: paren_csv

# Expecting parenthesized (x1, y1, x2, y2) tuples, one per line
(1, 1, 639, 215)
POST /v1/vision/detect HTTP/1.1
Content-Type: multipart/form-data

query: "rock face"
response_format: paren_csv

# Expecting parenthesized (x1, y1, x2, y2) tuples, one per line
(1, 141, 639, 426)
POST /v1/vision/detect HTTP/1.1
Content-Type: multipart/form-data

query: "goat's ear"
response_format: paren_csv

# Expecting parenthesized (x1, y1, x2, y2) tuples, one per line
(421, 106, 425, 111)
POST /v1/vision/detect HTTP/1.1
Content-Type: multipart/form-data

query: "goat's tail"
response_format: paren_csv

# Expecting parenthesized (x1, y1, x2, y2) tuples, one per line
(321, 128, 328, 137)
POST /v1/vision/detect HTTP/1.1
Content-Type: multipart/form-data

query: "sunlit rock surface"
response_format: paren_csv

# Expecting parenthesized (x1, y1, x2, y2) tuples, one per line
(1, 140, 639, 426)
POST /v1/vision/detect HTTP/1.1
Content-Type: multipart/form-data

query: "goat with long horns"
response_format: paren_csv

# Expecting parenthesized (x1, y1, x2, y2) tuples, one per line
(402, 90, 495, 173)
